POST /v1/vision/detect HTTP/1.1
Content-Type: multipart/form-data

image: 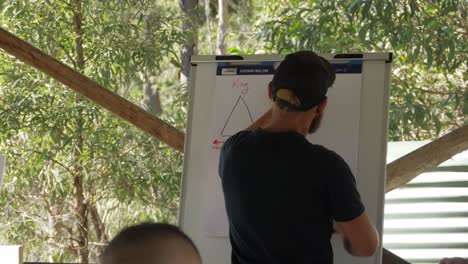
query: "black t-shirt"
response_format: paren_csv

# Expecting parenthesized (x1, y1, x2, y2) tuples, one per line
(219, 129, 365, 264)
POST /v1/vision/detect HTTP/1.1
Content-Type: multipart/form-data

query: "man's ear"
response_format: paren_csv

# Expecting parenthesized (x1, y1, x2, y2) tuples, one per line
(317, 96, 328, 113)
(268, 82, 273, 99)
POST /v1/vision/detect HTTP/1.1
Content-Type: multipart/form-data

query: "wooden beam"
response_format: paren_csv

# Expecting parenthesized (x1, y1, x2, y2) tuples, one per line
(386, 124, 468, 192)
(0, 27, 185, 152)
(383, 125, 468, 263)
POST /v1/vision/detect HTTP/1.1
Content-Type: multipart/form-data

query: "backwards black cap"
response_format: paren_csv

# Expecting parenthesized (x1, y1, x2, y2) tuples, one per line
(272, 51, 336, 111)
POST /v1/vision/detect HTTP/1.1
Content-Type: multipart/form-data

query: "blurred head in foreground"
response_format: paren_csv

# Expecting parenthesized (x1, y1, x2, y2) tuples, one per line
(101, 222, 201, 264)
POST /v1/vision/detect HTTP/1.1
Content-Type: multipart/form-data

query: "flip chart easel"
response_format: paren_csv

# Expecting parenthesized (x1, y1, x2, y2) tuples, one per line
(180, 53, 392, 264)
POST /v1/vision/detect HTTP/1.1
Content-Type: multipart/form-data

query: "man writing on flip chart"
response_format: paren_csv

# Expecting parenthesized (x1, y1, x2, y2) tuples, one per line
(219, 51, 379, 264)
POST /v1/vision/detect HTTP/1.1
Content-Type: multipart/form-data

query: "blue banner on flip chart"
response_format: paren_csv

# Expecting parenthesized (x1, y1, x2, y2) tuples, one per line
(333, 61, 362, 74)
(216, 63, 276, 76)
(216, 61, 362, 76)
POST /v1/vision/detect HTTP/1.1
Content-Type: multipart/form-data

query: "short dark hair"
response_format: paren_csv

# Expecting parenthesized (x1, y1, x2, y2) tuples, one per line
(101, 222, 200, 263)
(272, 51, 336, 111)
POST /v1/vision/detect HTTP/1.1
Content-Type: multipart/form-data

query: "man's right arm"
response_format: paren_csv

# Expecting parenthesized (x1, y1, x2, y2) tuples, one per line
(334, 212, 379, 256)
(439, 257, 468, 264)
(325, 151, 379, 257)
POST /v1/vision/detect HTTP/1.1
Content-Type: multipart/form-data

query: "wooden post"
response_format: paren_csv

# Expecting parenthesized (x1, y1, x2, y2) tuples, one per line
(0, 27, 185, 152)
(386, 124, 468, 192)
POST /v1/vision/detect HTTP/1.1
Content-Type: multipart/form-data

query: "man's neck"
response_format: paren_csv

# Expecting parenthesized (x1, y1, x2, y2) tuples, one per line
(262, 111, 311, 136)
(260, 104, 315, 136)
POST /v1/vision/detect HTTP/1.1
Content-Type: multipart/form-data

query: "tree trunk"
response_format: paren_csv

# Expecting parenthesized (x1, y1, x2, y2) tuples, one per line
(73, 169, 88, 263)
(179, 0, 198, 86)
(90, 205, 108, 243)
(142, 70, 162, 116)
(142, 13, 162, 116)
(72, 0, 89, 262)
(216, 0, 229, 54)
(386, 124, 468, 192)
(204, 0, 214, 53)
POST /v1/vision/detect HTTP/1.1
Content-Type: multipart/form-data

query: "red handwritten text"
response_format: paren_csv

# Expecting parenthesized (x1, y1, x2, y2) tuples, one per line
(212, 139, 225, 151)
(232, 79, 249, 94)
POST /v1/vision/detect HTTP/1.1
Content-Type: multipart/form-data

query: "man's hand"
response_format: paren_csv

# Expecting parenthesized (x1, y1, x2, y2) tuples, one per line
(440, 257, 468, 264)
(333, 221, 342, 234)
(334, 212, 379, 257)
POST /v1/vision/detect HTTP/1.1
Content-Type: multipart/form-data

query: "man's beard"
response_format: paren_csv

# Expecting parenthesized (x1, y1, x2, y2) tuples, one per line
(308, 112, 323, 134)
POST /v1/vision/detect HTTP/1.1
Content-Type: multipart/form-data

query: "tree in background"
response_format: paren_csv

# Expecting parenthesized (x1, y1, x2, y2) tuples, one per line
(0, 0, 466, 262)
(203, 0, 466, 139)
(216, 0, 229, 54)
(250, 0, 467, 140)
(0, 0, 186, 262)
(199, 0, 257, 54)
(179, 0, 199, 85)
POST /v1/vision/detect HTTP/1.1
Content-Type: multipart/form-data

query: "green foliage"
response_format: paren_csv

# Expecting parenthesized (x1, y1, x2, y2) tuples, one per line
(198, 0, 260, 54)
(82, 1, 186, 93)
(0, 0, 467, 262)
(0, 0, 186, 262)
(241, 0, 467, 140)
